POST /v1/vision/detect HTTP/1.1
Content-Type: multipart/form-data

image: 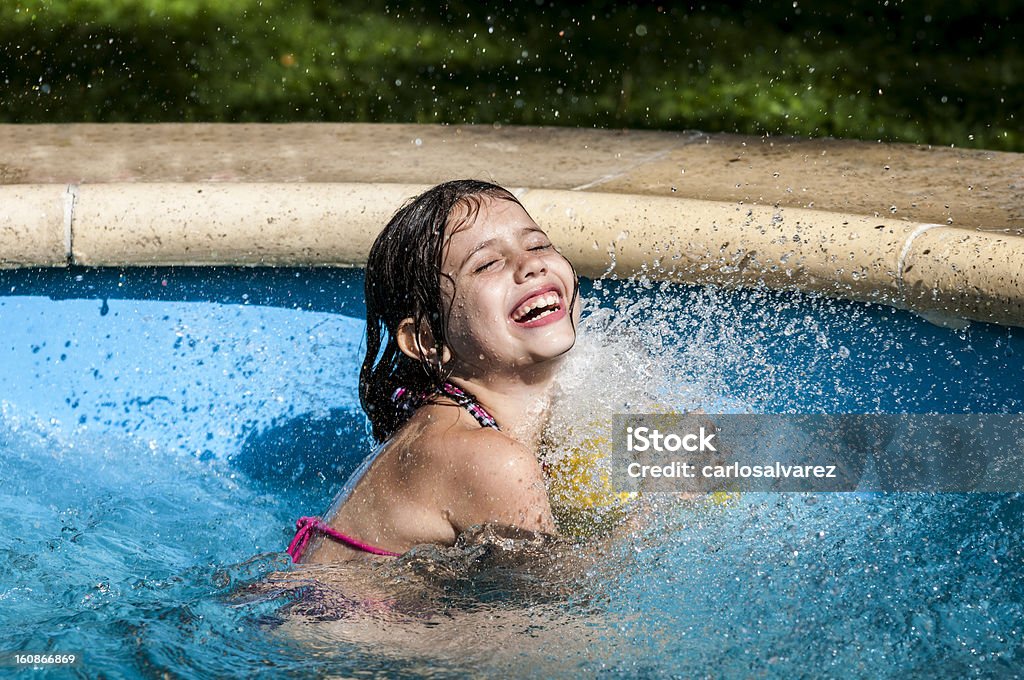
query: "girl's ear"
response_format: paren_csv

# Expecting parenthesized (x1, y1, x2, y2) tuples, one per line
(396, 317, 452, 366)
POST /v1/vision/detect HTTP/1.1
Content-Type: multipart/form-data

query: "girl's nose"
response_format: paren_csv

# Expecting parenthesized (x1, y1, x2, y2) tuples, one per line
(514, 249, 547, 282)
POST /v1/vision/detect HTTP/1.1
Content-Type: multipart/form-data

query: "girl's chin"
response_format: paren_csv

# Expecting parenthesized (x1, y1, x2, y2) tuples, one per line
(460, 347, 573, 378)
(452, 332, 577, 377)
(521, 339, 577, 366)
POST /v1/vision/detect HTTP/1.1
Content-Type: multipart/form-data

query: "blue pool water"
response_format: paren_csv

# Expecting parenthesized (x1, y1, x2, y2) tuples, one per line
(1, 267, 1022, 677)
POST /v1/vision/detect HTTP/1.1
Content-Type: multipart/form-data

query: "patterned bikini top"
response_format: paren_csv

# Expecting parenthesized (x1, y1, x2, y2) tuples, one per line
(392, 381, 500, 430)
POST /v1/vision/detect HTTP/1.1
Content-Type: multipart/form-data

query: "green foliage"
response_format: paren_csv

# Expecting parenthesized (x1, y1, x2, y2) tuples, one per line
(0, 0, 1019, 150)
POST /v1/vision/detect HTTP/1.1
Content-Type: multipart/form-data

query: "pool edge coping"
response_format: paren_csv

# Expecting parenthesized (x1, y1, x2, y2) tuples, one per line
(2, 181, 1022, 327)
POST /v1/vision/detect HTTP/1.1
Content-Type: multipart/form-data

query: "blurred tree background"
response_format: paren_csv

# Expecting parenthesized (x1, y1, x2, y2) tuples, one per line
(0, 0, 1019, 150)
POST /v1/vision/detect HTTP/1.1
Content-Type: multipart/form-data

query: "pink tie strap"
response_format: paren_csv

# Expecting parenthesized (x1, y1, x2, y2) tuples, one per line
(287, 516, 401, 562)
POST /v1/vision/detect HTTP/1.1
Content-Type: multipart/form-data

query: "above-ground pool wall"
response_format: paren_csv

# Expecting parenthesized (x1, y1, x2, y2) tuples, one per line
(3, 266, 1022, 492)
(0, 266, 372, 506)
(2, 124, 1023, 326)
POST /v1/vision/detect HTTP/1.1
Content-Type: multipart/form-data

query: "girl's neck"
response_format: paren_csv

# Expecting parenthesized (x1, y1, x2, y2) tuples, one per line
(448, 368, 558, 449)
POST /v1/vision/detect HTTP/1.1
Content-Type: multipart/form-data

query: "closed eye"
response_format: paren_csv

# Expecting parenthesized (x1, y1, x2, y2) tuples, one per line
(529, 244, 552, 251)
(474, 259, 500, 273)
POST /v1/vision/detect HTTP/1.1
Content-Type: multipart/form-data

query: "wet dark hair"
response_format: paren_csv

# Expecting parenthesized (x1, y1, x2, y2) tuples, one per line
(359, 179, 578, 442)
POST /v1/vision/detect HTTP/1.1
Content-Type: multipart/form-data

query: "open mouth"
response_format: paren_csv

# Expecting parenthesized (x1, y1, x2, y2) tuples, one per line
(511, 291, 563, 324)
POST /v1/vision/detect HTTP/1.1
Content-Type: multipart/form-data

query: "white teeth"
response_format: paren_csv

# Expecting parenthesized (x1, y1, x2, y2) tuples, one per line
(512, 292, 561, 322)
(532, 308, 556, 321)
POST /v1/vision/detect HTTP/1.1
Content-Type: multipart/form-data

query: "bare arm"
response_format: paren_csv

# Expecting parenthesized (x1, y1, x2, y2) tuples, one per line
(443, 429, 558, 536)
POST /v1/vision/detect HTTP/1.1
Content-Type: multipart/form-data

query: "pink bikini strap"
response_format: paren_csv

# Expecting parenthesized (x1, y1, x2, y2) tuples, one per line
(287, 516, 401, 562)
(392, 381, 499, 430)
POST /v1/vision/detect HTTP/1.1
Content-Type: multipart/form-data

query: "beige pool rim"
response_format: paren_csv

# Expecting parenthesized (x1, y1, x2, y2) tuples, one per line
(1, 124, 1022, 326)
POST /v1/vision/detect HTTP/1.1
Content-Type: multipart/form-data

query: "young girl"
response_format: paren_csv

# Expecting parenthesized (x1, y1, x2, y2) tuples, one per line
(287, 179, 580, 563)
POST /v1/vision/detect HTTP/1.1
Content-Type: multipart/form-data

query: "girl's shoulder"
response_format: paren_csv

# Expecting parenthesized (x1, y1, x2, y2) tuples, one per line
(410, 409, 553, 533)
(391, 403, 555, 534)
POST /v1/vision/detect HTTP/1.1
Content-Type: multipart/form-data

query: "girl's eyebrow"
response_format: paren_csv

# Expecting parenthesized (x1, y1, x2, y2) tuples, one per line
(461, 226, 546, 267)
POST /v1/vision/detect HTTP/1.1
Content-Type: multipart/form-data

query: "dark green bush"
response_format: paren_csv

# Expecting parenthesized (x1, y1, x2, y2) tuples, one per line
(1, 1, 1019, 150)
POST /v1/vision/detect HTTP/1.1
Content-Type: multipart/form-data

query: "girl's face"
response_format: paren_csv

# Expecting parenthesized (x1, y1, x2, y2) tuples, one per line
(439, 196, 579, 379)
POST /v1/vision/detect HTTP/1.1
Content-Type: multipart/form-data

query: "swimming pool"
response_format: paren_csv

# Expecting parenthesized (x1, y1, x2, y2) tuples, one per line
(1, 266, 1022, 676)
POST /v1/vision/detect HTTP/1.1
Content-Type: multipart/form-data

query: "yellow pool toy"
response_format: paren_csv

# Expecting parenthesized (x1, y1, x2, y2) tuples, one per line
(543, 414, 739, 536)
